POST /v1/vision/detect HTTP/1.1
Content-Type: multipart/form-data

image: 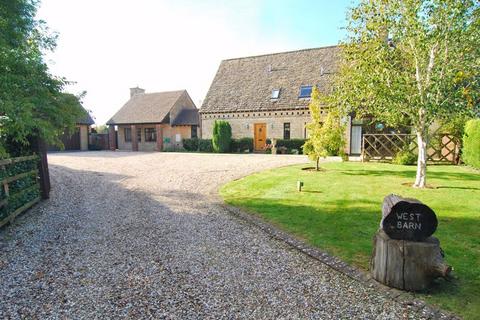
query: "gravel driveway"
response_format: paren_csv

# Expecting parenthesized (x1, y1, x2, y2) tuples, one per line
(0, 151, 428, 319)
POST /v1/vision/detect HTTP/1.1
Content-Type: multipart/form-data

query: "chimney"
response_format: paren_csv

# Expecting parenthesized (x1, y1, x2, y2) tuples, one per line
(130, 87, 145, 98)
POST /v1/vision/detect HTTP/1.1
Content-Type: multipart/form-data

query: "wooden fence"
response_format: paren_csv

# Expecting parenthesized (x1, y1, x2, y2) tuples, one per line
(0, 155, 41, 228)
(362, 134, 459, 164)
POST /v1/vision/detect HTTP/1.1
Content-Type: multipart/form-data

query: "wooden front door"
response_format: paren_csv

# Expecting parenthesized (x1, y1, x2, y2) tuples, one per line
(254, 123, 267, 151)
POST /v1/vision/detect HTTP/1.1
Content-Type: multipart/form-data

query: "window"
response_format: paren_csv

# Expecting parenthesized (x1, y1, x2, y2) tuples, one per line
(124, 128, 132, 142)
(299, 85, 313, 98)
(136, 128, 142, 142)
(191, 125, 198, 138)
(144, 128, 156, 142)
(271, 89, 280, 99)
(283, 123, 291, 140)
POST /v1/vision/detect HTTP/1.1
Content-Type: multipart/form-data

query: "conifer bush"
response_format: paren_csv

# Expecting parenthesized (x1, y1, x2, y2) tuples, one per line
(212, 121, 232, 153)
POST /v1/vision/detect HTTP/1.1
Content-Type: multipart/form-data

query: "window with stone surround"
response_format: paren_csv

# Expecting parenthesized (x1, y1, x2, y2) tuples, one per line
(124, 128, 132, 142)
(299, 85, 313, 98)
(145, 128, 156, 142)
(283, 123, 291, 140)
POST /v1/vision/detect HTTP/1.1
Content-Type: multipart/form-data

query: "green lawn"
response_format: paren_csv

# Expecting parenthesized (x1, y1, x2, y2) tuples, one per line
(220, 162, 480, 319)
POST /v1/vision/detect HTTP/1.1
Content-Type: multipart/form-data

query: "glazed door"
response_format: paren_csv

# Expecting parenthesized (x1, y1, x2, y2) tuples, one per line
(254, 123, 267, 151)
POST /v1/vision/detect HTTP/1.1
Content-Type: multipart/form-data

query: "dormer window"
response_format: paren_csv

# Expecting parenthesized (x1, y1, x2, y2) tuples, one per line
(271, 89, 280, 99)
(299, 85, 313, 98)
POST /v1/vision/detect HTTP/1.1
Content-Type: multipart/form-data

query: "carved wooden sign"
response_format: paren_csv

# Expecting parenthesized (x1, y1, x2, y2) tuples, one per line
(381, 194, 438, 241)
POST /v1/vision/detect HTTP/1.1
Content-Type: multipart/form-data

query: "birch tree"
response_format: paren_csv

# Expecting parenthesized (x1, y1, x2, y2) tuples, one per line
(331, 0, 479, 187)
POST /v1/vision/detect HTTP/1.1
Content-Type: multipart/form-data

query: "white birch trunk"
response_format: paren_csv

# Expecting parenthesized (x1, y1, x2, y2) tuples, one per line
(414, 130, 427, 188)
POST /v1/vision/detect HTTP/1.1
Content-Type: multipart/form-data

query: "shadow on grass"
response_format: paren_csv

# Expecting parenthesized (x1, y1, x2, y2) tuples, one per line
(339, 168, 480, 182)
(300, 190, 323, 194)
(436, 186, 480, 191)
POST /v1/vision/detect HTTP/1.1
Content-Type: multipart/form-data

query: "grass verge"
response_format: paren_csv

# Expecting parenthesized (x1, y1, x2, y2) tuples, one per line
(220, 162, 480, 319)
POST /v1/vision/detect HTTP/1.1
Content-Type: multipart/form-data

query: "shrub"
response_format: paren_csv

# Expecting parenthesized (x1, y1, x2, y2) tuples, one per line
(231, 138, 253, 153)
(198, 139, 214, 153)
(393, 148, 417, 165)
(212, 120, 232, 153)
(163, 145, 186, 152)
(275, 139, 306, 154)
(462, 119, 480, 169)
(183, 138, 199, 151)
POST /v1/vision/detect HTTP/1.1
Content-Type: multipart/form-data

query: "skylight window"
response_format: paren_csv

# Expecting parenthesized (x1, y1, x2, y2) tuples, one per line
(299, 85, 313, 98)
(271, 89, 280, 99)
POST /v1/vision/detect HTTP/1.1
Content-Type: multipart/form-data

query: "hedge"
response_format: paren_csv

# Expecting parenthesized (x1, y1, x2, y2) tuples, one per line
(275, 139, 306, 154)
(198, 139, 214, 152)
(0, 156, 40, 224)
(231, 138, 253, 153)
(183, 138, 199, 151)
(462, 119, 480, 169)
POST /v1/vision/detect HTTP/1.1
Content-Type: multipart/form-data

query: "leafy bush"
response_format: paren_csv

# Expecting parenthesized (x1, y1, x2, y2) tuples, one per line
(183, 138, 199, 151)
(163, 145, 186, 152)
(198, 139, 214, 153)
(231, 138, 253, 153)
(212, 121, 232, 153)
(0, 156, 40, 220)
(393, 148, 417, 165)
(275, 139, 306, 154)
(462, 119, 480, 169)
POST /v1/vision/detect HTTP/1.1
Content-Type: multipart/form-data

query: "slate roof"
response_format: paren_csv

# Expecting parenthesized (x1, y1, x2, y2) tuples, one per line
(200, 45, 340, 113)
(107, 90, 187, 125)
(171, 109, 199, 126)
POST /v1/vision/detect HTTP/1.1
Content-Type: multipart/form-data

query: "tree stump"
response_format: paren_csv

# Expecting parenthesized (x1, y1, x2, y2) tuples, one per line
(371, 194, 451, 291)
(370, 230, 451, 291)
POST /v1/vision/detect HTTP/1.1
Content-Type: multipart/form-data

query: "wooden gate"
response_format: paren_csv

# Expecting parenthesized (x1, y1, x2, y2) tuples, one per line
(362, 134, 459, 163)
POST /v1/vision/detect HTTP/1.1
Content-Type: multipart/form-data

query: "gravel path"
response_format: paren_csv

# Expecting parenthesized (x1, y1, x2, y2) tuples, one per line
(0, 151, 427, 319)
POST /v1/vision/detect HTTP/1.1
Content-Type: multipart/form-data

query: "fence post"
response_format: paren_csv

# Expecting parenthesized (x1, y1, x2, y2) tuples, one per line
(30, 137, 51, 199)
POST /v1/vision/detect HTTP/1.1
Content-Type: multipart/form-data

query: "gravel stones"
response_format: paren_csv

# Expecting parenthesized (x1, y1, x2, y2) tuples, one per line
(0, 151, 433, 319)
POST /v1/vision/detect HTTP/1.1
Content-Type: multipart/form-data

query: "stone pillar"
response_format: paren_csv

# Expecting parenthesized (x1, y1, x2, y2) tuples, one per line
(156, 124, 163, 152)
(79, 125, 89, 151)
(108, 125, 116, 151)
(131, 124, 138, 151)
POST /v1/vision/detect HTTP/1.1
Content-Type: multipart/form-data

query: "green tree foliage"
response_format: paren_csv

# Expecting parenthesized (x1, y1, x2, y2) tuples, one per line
(462, 119, 480, 169)
(329, 0, 480, 187)
(304, 88, 346, 170)
(0, 0, 85, 157)
(212, 120, 232, 153)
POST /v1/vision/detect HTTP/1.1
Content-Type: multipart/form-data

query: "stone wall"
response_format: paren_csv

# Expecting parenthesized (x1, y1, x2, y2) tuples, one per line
(201, 110, 313, 139)
(79, 125, 89, 151)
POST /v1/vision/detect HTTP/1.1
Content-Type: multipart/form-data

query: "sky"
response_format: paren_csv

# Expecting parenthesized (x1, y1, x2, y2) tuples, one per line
(37, 0, 356, 125)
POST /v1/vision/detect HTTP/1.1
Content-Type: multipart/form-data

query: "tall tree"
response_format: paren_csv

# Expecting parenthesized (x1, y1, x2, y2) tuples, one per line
(0, 0, 84, 157)
(329, 0, 479, 187)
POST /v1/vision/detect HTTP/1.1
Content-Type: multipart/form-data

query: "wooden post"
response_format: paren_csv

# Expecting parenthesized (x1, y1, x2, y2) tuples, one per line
(30, 137, 50, 199)
(156, 124, 163, 152)
(131, 124, 138, 151)
(297, 181, 303, 192)
(108, 125, 116, 151)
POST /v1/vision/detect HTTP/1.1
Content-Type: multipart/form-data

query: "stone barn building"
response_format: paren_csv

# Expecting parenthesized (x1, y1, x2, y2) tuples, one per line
(200, 45, 358, 153)
(107, 88, 199, 152)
